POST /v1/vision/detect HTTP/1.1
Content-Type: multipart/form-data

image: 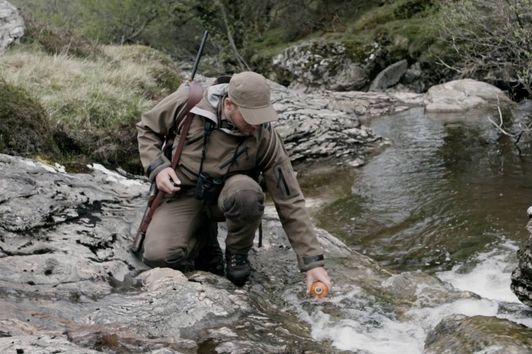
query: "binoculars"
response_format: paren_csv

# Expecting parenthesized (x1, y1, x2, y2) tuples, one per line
(195, 172, 223, 204)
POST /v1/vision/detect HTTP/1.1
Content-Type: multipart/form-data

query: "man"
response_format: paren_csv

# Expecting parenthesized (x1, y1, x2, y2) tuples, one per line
(136, 71, 331, 292)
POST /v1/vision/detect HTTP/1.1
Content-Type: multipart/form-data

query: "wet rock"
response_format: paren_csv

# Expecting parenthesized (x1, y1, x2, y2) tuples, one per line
(83, 268, 240, 339)
(0, 334, 102, 354)
(511, 220, 532, 307)
(0, 1, 24, 53)
(424, 79, 514, 113)
(0, 153, 337, 353)
(369, 59, 409, 91)
(381, 272, 479, 312)
(424, 315, 532, 354)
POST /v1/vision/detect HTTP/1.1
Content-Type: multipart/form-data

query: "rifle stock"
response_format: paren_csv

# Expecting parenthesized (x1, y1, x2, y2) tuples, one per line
(131, 184, 158, 253)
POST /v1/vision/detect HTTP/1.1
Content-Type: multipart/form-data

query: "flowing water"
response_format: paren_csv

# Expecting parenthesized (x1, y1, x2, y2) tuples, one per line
(297, 106, 532, 353)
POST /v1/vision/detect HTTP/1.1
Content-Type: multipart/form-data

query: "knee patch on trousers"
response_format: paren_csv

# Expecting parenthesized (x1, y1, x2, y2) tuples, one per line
(223, 190, 264, 223)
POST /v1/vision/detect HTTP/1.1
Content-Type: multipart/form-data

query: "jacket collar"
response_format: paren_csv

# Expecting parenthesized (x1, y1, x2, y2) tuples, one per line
(189, 83, 227, 126)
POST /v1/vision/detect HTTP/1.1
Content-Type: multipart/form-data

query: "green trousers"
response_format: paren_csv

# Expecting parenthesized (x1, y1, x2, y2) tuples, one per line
(142, 174, 264, 270)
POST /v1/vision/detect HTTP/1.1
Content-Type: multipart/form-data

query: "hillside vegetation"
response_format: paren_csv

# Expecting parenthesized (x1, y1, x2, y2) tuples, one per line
(10, 0, 439, 71)
(10, 0, 530, 96)
(0, 28, 182, 172)
(1, 0, 530, 172)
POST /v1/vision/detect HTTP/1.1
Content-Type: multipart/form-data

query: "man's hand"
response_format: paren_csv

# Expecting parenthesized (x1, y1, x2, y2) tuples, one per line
(305, 266, 331, 294)
(155, 167, 181, 194)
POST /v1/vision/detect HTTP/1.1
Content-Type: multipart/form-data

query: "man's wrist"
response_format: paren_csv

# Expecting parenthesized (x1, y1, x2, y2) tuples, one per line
(299, 254, 325, 272)
(146, 158, 170, 181)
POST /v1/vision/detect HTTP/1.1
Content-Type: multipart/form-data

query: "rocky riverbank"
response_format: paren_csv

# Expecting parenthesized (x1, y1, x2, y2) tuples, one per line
(2, 149, 532, 353)
(3, 1, 532, 351)
(0, 153, 328, 353)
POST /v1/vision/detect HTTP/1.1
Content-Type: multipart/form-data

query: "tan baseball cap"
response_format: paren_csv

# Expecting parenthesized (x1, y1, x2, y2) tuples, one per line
(228, 71, 278, 125)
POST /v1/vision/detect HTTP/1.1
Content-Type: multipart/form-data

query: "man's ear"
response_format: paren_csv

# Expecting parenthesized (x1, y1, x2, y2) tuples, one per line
(224, 97, 234, 112)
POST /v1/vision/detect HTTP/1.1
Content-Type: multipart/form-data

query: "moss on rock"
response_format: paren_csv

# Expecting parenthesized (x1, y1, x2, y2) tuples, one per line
(342, 39, 376, 63)
(268, 0, 449, 92)
(0, 80, 57, 156)
(90, 123, 144, 175)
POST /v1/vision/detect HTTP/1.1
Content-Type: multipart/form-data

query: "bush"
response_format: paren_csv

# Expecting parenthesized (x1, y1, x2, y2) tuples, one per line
(0, 80, 57, 156)
(19, 12, 103, 58)
(438, 0, 532, 99)
(103, 45, 181, 99)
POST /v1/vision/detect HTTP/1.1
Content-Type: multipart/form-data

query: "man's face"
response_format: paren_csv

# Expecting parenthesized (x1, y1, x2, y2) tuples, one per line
(225, 100, 257, 136)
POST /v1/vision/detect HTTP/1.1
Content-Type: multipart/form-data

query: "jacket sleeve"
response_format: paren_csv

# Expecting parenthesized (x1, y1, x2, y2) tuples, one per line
(136, 84, 189, 181)
(258, 125, 325, 272)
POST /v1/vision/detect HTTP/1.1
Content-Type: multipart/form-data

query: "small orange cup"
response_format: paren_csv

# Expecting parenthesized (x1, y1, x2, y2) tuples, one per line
(310, 281, 329, 299)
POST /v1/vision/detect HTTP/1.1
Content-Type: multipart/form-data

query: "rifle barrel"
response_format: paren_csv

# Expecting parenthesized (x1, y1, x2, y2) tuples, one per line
(191, 31, 209, 81)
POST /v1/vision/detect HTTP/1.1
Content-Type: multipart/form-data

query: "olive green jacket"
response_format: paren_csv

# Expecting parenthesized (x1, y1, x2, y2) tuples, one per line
(136, 82, 324, 271)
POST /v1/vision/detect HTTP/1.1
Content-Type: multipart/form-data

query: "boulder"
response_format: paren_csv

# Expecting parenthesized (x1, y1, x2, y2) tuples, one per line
(424, 79, 514, 113)
(369, 59, 409, 91)
(400, 62, 426, 92)
(511, 220, 532, 307)
(270, 82, 383, 164)
(0, 1, 24, 53)
(425, 315, 532, 354)
(329, 62, 368, 91)
(272, 40, 369, 91)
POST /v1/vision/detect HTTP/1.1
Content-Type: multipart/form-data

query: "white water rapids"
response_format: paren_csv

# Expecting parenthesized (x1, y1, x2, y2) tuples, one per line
(286, 240, 530, 353)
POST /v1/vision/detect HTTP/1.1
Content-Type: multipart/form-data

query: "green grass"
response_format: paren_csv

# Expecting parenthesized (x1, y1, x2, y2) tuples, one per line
(0, 43, 182, 172)
(3, 50, 132, 129)
(341, 0, 439, 62)
(350, 0, 436, 31)
(1, 45, 180, 129)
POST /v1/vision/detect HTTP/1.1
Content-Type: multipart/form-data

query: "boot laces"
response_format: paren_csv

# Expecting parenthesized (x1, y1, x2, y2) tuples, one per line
(230, 254, 248, 267)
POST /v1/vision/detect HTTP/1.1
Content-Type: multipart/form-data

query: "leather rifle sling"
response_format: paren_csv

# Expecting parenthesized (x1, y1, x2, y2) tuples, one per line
(132, 81, 204, 253)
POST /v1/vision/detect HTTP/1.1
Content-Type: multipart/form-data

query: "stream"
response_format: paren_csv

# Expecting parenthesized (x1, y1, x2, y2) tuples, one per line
(298, 106, 532, 353)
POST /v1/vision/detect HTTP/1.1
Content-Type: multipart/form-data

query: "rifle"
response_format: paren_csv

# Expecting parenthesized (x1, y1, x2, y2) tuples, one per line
(132, 31, 209, 254)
